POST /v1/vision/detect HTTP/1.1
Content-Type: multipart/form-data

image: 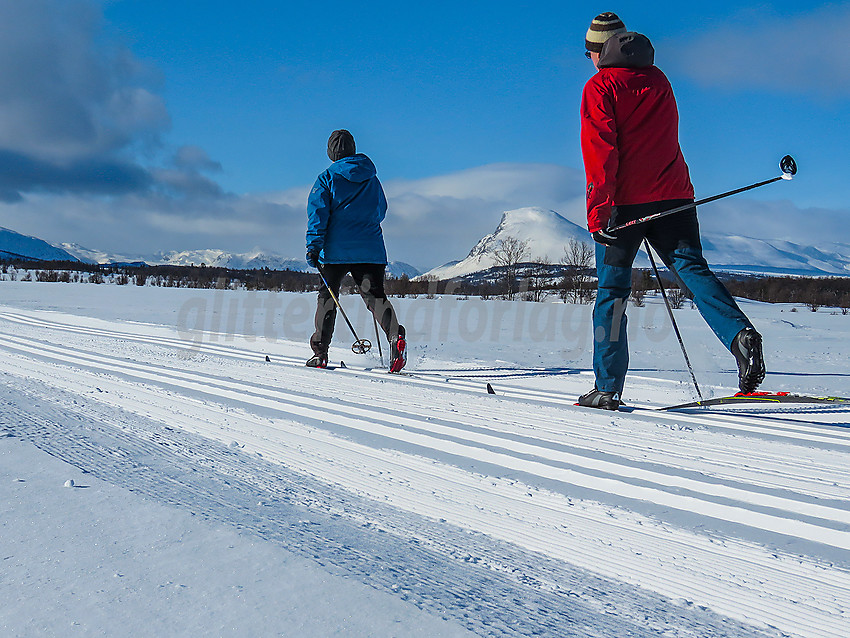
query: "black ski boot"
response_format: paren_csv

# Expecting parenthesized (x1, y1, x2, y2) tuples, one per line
(306, 353, 329, 369)
(389, 325, 407, 373)
(577, 388, 620, 411)
(732, 327, 765, 394)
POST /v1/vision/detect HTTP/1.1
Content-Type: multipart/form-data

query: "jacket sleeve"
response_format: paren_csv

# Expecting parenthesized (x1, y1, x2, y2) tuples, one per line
(306, 174, 332, 253)
(376, 179, 387, 223)
(580, 77, 618, 232)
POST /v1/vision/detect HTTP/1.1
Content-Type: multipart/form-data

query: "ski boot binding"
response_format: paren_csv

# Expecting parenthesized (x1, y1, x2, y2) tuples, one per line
(577, 388, 620, 411)
(389, 326, 407, 373)
(306, 353, 329, 369)
(732, 327, 765, 394)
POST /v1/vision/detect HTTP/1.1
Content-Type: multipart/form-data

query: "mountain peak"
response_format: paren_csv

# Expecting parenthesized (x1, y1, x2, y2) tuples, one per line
(424, 208, 592, 280)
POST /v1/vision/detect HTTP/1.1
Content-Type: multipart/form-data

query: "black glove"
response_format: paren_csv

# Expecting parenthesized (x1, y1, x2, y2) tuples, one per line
(306, 249, 320, 268)
(591, 229, 617, 246)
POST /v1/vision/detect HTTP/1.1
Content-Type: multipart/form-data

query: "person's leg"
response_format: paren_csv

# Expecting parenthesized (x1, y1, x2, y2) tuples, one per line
(349, 264, 401, 342)
(350, 264, 406, 371)
(310, 264, 347, 356)
(592, 218, 643, 395)
(645, 204, 752, 350)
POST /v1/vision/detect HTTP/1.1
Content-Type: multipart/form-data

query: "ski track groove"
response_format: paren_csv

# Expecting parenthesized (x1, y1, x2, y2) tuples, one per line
(1, 329, 849, 537)
(2, 310, 850, 637)
(0, 379, 781, 638)
(2, 368, 846, 637)
(3, 310, 850, 448)
(1, 312, 843, 488)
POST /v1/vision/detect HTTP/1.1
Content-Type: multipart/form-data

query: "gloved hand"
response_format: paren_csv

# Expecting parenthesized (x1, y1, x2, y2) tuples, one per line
(591, 229, 617, 246)
(306, 249, 320, 268)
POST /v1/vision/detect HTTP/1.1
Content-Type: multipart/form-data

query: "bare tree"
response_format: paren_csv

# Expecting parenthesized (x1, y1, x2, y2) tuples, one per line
(493, 237, 529, 300)
(523, 256, 552, 302)
(560, 239, 595, 304)
(668, 287, 687, 309)
(630, 270, 651, 307)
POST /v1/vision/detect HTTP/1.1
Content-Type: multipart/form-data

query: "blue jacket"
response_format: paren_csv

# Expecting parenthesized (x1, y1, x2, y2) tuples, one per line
(306, 154, 388, 265)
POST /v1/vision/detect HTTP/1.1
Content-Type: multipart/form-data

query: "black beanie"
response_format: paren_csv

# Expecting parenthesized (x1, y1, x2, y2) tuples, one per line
(327, 129, 356, 162)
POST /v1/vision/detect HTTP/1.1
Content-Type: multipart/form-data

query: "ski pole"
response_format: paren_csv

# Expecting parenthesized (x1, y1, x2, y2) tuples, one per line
(373, 316, 384, 367)
(644, 239, 703, 400)
(316, 267, 372, 355)
(608, 155, 797, 233)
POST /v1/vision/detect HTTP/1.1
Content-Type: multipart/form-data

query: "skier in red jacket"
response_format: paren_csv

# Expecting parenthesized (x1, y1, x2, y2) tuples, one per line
(578, 13, 765, 410)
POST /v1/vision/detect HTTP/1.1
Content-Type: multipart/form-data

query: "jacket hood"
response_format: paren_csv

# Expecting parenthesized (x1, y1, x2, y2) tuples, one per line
(598, 32, 654, 69)
(328, 153, 377, 183)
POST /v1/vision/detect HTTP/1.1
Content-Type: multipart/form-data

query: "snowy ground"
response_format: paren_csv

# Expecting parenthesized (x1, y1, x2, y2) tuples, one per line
(1, 280, 849, 637)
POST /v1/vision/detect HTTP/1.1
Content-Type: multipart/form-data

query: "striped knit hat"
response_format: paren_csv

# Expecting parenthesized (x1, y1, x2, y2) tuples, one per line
(585, 12, 627, 53)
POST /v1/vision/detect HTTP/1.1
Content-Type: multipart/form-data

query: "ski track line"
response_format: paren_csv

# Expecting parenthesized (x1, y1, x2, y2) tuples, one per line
(3, 310, 849, 450)
(3, 329, 849, 526)
(2, 331, 850, 557)
(4, 315, 850, 515)
(1, 338, 840, 576)
(14, 316, 843, 514)
(1, 383, 793, 638)
(5, 309, 850, 481)
(8, 342, 848, 596)
(2, 325, 850, 526)
(2, 361, 848, 638)
(2, 366, 847, 638)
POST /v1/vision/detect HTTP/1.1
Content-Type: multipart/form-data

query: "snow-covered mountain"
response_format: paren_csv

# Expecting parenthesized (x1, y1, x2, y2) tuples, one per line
(700, 235, 850, 276)
(58, 243, 143, 266)
(422, 207, 850, 280)
(58, 243, 421, 278)
(1, 227, 80, 262)
(151, 249, 307, 271)
(423, 207, 596, 280)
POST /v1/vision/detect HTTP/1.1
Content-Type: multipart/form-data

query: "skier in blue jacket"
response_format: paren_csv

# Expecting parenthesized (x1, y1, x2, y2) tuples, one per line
(305, 129, 406, 371)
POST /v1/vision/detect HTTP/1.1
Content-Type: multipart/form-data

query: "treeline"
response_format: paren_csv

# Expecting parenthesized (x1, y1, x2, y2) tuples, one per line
(1, 259, 318, 292)
(723, 274, 850, 312)
(3, 257, 850, 311)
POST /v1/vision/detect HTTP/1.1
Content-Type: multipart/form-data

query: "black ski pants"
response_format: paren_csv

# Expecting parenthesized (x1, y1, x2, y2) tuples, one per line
(311, 263, 401, 355)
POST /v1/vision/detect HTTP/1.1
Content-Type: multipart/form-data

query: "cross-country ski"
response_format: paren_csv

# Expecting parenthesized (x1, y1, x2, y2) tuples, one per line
(664, 392, 850, 410)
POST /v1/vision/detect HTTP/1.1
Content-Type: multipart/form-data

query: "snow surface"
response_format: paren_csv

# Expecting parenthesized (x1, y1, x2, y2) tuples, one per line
(1, 280, 850, 637)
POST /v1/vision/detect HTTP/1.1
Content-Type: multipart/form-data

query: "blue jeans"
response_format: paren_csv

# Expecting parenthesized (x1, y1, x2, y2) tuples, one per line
(592, 201, 752, 394)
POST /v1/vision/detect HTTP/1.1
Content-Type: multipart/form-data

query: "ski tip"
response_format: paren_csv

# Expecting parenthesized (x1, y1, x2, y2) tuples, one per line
(486, 383, 496, 395)
(340, 361, 347, 369)
(265, 355, 271, 362)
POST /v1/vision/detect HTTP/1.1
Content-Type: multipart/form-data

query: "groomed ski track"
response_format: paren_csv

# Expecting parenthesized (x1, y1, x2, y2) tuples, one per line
(2, 308, 849, 637)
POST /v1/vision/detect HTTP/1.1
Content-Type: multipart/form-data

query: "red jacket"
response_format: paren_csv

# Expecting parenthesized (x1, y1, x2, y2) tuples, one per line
(581, 34, 694, 232)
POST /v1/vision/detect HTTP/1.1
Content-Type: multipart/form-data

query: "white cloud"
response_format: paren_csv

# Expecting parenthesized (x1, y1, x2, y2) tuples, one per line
(664, 6, 850, 97)
(0, 0, 169, 160)
(0, 0, 225, 203)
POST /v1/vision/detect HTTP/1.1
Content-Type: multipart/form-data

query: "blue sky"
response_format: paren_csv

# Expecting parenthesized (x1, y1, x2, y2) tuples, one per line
(0, 0, 848, 269)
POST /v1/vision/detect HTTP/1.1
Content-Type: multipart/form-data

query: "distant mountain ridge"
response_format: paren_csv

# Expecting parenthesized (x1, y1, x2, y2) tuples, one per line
(58, 243, 421, 278)
(5, 215, 849, 281)
(1, 227, 80, 262)
(421, 207, 850, 280)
